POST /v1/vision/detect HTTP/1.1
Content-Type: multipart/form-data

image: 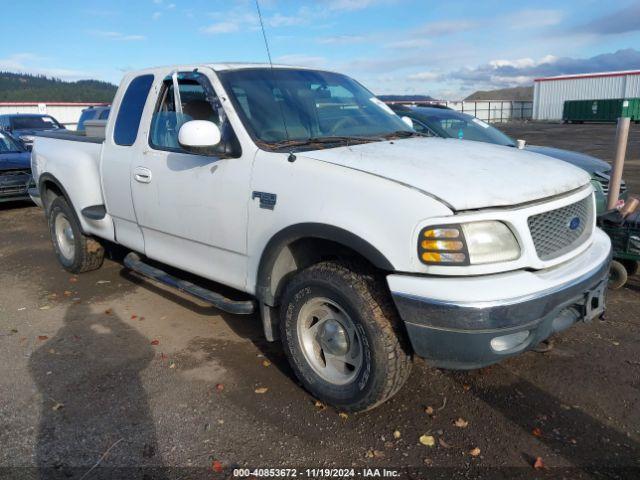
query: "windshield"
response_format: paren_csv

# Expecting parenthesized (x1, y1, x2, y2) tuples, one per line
(10, 115, 62, 131)
(413, 109, 515, 147)
(218, 68, 413, 149)
(0, 132, 25, 153)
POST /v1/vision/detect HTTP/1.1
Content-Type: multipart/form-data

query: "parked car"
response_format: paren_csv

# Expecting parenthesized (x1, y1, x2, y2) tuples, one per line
(390, 104, 627, 213)
(0, 130, 34, 203)
(77, 106, 110, 132)
(31, 64, 610, 411)
(0, 113, 65, 150)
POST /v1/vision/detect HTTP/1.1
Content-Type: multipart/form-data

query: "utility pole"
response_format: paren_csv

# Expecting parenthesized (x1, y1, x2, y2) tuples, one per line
(607, 117, 631, 211)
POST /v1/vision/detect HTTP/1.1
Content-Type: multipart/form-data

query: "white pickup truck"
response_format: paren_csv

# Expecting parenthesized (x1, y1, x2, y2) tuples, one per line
(31, 63, 611, 411)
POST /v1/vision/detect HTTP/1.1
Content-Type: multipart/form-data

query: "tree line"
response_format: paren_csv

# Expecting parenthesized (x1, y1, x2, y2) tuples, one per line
(0, 72, 117, 103)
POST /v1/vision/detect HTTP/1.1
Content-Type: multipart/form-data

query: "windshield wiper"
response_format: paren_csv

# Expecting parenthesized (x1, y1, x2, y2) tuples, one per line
(383, 130, 430, 139)
(262, 135, 383, 150)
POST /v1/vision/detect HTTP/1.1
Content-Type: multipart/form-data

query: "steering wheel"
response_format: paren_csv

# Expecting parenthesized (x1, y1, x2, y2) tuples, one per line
(330, 117, 359, 135)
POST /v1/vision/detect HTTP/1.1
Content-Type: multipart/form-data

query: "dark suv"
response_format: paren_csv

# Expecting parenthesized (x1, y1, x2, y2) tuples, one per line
(0, 130, 34, 203)
(0, 114, 65, 149)
(390, 104, 627, 213)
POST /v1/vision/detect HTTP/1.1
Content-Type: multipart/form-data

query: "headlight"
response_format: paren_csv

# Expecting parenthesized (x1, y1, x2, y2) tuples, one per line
(418, 221, 520, 265)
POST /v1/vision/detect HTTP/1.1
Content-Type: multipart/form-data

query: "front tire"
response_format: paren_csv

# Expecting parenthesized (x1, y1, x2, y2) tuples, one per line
(608, 260, 628, 290)
(279, 261, 412, 412)
(48, 196, 104, 273)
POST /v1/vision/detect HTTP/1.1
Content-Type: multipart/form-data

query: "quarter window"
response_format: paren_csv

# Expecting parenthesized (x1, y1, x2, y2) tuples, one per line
(114, 74, 154, 146)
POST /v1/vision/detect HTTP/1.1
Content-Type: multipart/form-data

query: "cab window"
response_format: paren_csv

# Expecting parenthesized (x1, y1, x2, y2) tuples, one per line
(411, 119, 436, 136)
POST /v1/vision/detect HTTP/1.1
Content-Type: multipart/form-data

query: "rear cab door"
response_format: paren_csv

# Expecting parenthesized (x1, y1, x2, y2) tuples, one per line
(101, 73, 155, 253)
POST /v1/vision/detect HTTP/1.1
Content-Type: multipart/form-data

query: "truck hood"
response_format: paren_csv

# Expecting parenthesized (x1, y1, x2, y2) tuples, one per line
(301, 137, 591, 211)
(0, 152, 31, 171)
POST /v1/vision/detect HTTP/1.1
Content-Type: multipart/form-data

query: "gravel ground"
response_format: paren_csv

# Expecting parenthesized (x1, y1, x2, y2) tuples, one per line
(1, 122, 639, 479)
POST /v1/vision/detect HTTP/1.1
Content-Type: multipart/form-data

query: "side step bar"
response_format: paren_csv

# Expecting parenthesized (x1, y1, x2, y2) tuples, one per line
(124, 252, 256, 315)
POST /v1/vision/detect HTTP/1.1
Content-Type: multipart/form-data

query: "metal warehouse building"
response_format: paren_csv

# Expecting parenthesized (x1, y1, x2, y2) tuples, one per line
(0, 102, 108, 130)
(533, 70, 640, 121)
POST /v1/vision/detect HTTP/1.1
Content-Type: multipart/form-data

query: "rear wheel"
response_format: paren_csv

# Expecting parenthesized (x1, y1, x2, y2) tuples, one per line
(279, 261, 412, 412)
(608, 260, 628, 290)
(48, 196, 104, 273)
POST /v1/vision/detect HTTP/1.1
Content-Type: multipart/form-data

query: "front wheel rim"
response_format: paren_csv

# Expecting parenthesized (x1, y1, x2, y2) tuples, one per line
(54, 213, 75, 261)
(297, 297, 364, 385)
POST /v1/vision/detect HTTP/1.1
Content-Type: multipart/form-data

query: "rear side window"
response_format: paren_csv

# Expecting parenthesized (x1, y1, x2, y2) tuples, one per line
(114, 74, 154, 146)
(77, 110, 94, 131)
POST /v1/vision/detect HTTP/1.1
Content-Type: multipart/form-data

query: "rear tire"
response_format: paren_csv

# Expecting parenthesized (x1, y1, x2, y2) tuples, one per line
(608, 260, 627, 290)
(279, 261, 412, 412)
(48, 196, 104, 273)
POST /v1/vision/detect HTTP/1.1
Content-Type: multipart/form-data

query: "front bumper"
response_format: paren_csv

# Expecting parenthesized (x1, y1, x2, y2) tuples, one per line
(388, 229, 611, 369)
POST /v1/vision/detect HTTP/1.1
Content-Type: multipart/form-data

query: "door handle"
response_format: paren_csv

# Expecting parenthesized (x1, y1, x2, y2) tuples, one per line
(134, 167, 152, 184)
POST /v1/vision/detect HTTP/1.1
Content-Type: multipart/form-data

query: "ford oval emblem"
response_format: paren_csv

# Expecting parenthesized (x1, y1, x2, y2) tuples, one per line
(568, 217, 581, 230)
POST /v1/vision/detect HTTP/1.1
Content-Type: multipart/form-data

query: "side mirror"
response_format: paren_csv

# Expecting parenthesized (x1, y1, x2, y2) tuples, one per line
(401, 116, 414, 128)
(516, 139, 526, 149)
(178, 120, 221, 153)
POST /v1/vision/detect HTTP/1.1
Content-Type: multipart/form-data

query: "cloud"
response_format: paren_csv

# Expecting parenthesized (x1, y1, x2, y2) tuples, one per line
(449, 49, 640, 88)
(267, 13, 304, 27)
(407, 71, 441, 81)
(504, 9, 564, 29)
(488, 55, 558, 69)
(275, 54, 327, 68)
(325, 0, 388, 11)
(317, 34, 368, 45)
(573, 2, 640, 35)
(201, 9, 258, 35)
(200, 21, 241, 34)
(152, 11, 162, 20)
(93, 31, 146, 41)
(385, 38, 431, 49)
(0, 53, 92, 80)
(416, 20, 476, 37)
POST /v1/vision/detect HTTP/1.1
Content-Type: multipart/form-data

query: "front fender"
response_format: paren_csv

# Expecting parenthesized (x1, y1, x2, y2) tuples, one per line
(246, 150, 453, 297)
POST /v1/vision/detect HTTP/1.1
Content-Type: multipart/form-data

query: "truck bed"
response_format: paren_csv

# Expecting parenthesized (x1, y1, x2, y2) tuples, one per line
(31, 132, 115, 242)
(34, 130, 104, 144)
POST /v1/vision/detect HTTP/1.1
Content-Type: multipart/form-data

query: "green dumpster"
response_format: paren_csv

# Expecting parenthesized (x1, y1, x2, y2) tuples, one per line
(563, 98, 640, 123)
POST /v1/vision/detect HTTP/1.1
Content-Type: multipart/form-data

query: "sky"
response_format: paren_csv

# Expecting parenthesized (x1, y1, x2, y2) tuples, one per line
(2, 0, 640, 99)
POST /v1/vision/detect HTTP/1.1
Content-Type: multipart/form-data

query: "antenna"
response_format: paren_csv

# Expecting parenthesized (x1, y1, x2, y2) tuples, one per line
(255, 0, 294, 160)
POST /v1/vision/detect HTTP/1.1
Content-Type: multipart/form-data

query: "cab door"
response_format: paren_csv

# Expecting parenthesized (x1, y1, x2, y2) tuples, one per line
(130, 71, 252, 291)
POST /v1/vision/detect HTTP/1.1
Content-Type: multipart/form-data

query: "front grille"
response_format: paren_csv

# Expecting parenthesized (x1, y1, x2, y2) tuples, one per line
(0, 170, 32, 197)
(593, 171, 627, 195)
(528, 196, 594, 261)
(1, 169, 30, 177)
(0, 185, 28, 196)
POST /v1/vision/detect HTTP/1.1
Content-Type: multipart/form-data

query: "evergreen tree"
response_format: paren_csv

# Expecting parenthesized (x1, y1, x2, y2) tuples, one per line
(0, 72, 117, 103)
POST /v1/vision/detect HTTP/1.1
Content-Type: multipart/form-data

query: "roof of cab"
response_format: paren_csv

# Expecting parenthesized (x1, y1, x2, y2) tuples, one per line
(122, 63, 330, 79)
